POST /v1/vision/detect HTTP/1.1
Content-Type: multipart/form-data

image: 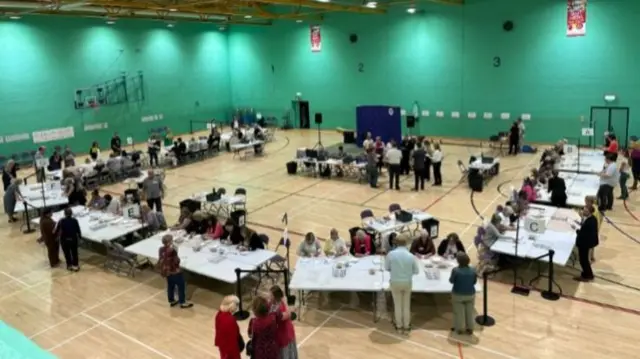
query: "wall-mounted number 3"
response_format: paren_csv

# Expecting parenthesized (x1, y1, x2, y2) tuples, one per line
(358, 63, 364, 72)
(493, 56, 501, 68)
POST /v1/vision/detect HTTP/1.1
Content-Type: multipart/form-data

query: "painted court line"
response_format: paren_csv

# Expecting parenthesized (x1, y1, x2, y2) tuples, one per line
(94, 319, 174, 359)
(297, 305, 344, 349)
(47, 290, 163, 352)
(30, 276, 159, 339)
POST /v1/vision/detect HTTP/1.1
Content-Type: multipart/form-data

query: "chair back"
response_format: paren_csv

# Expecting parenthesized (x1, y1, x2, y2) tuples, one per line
(259, 234, 269, 247)
(457, 160, 467, 173)
(235, 188, 247, 196)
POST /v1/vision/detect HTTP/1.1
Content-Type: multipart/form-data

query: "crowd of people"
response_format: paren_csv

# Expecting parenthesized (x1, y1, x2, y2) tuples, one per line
(360, 133, 444, 190)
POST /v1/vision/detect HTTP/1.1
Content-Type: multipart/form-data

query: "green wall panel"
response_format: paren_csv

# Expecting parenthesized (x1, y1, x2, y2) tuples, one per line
(228, 0, 639, 143)
(0, 17, 230, 155)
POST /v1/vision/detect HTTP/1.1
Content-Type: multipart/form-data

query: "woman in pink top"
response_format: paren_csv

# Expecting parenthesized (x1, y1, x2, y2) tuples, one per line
(206, 216, 224, 239)
(521, 178, 537, 202)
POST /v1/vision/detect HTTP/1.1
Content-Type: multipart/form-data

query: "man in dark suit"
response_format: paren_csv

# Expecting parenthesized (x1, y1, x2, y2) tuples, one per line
(412, 142, 426, 191)
(547, 170, 567, 207)
(574, 205, 598, 282)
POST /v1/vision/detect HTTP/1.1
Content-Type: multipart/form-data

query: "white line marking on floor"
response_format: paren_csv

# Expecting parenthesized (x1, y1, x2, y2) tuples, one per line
(297, 305, 344, 349)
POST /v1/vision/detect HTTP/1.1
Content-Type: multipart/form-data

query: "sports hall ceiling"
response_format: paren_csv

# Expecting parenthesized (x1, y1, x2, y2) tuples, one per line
(0, 0, 462, 26)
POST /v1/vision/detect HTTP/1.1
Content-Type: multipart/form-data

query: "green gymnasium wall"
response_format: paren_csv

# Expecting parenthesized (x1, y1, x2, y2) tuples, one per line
(0, 17, 230, 156)
(228, 0, 639, 144)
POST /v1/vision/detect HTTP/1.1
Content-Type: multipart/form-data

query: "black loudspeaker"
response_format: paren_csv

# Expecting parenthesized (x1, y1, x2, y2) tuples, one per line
(406, 115, 416, 128)
(315, 113, 323, 124)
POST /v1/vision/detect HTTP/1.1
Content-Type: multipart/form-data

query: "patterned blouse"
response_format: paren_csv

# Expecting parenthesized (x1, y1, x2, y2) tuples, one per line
(158, 246, 180, 277)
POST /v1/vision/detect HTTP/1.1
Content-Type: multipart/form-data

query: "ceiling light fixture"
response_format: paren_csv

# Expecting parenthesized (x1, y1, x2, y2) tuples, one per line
(244, 15, 252, 19)
(9, 15, 21, 20)
(317, 0, 330, 3)
(169, 8, 177, 12)
(407, 7, 416, 14)
(167, 23, 174, 28)
(219, 26, 226, 31)
(365, 1, 377, 8)
(296, 19, 303, 23)
(106, 18, 116, 24)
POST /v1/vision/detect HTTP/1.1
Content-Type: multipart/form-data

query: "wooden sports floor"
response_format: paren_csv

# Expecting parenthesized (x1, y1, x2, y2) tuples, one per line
(1, 130, 640, 359)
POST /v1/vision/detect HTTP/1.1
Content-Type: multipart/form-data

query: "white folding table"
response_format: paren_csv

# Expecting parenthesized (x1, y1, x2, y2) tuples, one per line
(231, 140, 264, 160)
(15, 182, 69, 213)
(535, 172, 600, 208)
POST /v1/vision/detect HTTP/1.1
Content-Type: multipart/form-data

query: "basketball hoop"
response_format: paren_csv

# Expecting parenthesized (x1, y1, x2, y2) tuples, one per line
(90, 102, 100, 111)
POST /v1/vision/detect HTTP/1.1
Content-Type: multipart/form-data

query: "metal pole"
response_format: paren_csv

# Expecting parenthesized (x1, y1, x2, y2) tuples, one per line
(234, 268, 250, 320)
(541, 250, 560, 301)
(475, 271, 495, 326)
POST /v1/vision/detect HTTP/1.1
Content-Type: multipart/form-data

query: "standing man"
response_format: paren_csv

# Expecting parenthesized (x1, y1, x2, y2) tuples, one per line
(385, 142, 402, 191)
(110, 132, 122, 155)
(412, 142, 426, 191)
(40, 209, 59, 268)
(384, 234, 419, 334)
(34, 146, 46, 182)
(430, 144, 443, 186)
(574, 205, 598, 282)
(57, 207, 81, 271)
(597, 155, 618, 212)
(365, 148, 378, 188)
(142, 169, 164, 212)
(517, 118, 526, 150)
(400, 136, 414, 175)
(508, 122, 520, 155)
(157, 234, 193, 308)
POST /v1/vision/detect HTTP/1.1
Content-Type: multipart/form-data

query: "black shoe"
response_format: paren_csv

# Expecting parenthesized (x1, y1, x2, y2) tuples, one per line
(180, 303, 194, 309)
(465, 329, 473, 335)
(395, 187, 400, 190)
(169, 301, 179, 307)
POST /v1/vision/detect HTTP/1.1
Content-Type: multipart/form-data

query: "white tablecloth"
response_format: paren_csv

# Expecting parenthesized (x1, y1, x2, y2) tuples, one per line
(289, 255, 481, 293)
(490, 204, 579, 265)
(15, 182, 68, 212)
(535, 172, 600, 207)
(364, 210, 433, 233)
(31, 205, 145, 242)
(125, 231, 276, 283)
(557, 154, 605, 174)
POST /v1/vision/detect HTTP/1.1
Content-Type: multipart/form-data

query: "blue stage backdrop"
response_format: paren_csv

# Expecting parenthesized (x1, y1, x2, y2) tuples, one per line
(356, 106, 402, 147)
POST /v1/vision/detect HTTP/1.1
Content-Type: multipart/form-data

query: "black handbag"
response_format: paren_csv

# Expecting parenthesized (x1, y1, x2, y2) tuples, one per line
(238, 333, 246, 352)
(246, 319, 254, 357)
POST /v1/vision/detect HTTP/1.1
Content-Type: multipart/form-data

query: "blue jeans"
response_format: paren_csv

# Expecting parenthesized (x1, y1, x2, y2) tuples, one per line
(166, 272, 186, 304)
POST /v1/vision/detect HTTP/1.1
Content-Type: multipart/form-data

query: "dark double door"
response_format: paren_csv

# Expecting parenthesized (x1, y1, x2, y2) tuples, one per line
(589, 106, 630, 148)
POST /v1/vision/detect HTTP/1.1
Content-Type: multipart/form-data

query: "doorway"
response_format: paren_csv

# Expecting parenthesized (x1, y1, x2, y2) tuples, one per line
(589, 106, 630, 148)
(298, 101, 310, 129)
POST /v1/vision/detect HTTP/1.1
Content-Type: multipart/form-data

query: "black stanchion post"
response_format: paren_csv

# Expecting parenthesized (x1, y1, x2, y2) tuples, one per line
(511, 218, 530, 296)
(22, 202, 35, 234)
(234, 268, 250, 320)
(475, 271, 495, 327)
(541, 250, 560, 301)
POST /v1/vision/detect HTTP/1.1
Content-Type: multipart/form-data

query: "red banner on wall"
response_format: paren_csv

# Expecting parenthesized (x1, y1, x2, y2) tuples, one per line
(567, 0, 587, 37)
(310, 25, 321, 52)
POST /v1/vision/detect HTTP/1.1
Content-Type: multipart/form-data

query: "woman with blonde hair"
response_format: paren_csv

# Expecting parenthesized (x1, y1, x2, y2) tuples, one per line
(3, 178, 21, 223)
(215, 295, 242, 359)
(2, 160, 17, 191)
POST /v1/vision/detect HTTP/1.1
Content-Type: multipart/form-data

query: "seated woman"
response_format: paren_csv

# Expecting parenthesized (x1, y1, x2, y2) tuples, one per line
(206, 216, 224, 239)
(350, 229, 375, 257)
(186, 211, 209, 235)
(140, 204, 166, 232)
(323, 228, 347, 256)
(547, 170, 567, 207)
(103, 194, 121, 215)
(297, 232, 322, 257)
(514, 190, 529, 216)
(484, 214, 507, 247)
(437, 233, 466, 258)
(243, 227, 265, 251)
(409, 230, 436, 257)
(172, 206, 193, 230)
(49, 151, 63, 171)
(380, 232, 399, 254)
(520, 178, 537, 202)
(220, 219, 244, 245)
(87, 189, 105, 210)
(496, 204, 515, 225)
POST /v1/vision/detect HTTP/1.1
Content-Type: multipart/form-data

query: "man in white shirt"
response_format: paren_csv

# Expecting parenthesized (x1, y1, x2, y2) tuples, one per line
(429, 143, 444, 186)
(362, 132, 374, 150)
(385, 143, 402, 190)
(385, 234, 419, 333)
(517, 118, 526, 148)
(104, 194, 122, 215)
(597, 155, 618, 211)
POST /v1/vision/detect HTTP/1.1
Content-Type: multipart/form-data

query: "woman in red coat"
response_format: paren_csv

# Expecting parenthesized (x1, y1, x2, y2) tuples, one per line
(269, 285, 298, 359)
(248, 295, 294, 359)
(215, 295, 242, 359)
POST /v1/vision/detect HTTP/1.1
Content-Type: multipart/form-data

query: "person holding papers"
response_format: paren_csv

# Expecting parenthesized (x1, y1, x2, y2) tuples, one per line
(547, 170, 567, 207)
(350, 230, 374, 257)
(574, 205, 598, 282)
(87, 189, 105, 210)
(437, 233, 466, 258)
(157, 234, 193, 308)
(323, 228, 347, 256)
(297, 232, 322, 257)
(103, 194, 122, 215)
(385, 234, 419, 334)
(220, 219, 244, 245)
(409, 230, 436, 257)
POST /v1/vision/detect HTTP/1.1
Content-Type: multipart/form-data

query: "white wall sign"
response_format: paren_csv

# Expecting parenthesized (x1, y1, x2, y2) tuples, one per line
(521, 113, 531, 121)
(500, 112, 510, 120)
(32, 127, 75, 144)
(483, 112, 493, 120)
(436, 111, 444, 118)
(206, 123, 212, 129)
(126, 137, 133, 145)
(468, 112, 477, 119)
(84, 122, 109, 131)
(0, 133, 30, 144)
(400, 109, 407, 116)
(451, 111, 460, 119)
(581, 128, 594, 137)
(421, 110, 430, 117)
(141, 114, 164, 123)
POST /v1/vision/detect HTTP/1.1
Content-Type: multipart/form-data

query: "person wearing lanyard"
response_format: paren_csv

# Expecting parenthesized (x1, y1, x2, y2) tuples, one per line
(430, 144, 443, 186)
(597, 155, 618, 212)
(385, 143, 402, 190)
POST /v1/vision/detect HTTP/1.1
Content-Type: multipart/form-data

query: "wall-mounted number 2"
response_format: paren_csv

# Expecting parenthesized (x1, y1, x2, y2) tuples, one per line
(358, 63, 364, 72)
(493, 56, 501, 68)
